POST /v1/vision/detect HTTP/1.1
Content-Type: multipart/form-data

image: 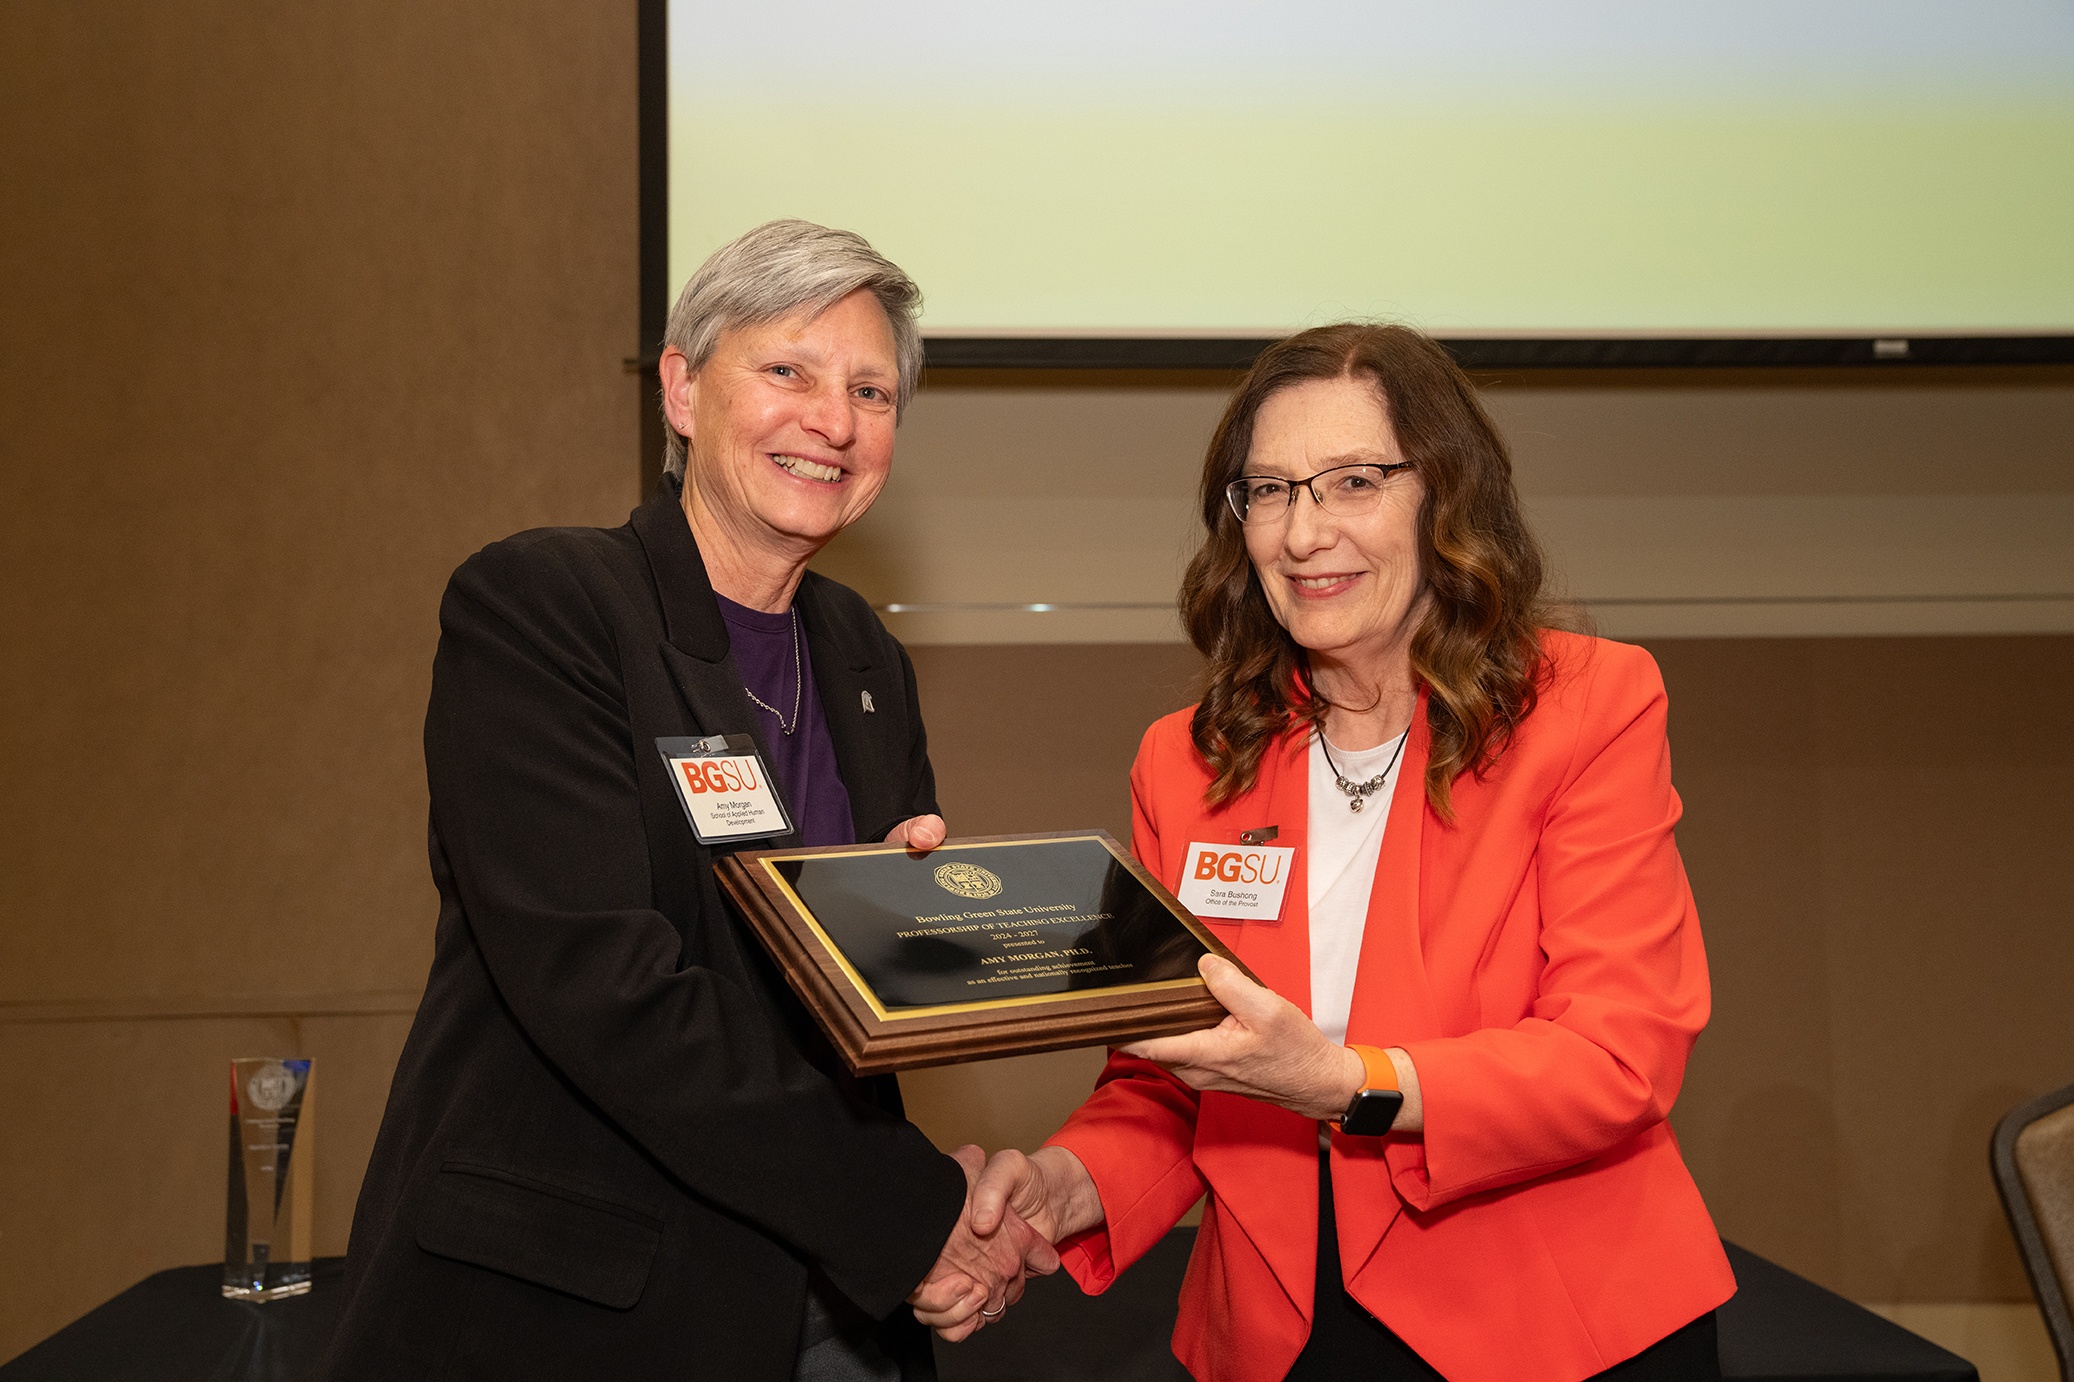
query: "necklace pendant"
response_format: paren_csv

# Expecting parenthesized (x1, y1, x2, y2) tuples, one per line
(1349, 796, 1364, 813)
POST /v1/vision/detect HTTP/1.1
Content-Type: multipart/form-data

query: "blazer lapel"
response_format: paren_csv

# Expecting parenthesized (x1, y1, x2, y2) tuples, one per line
(632, 480, 801, 851)
(1334, 688, 1435, 1278)
(1188, 724, 1324, 1323)
(1216, 727, 1316, 1017)
(631, 477, 727, 660)
(793, 574, 901, 843)
(1345, 687, 1437, 1048)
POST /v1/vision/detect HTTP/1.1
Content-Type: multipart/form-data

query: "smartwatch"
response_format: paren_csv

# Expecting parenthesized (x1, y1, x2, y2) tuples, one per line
(1336, 1044, 1404, 1137)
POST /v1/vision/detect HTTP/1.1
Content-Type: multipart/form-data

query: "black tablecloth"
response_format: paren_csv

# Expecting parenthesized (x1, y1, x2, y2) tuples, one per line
(1, 1259, 346, 1382)
(1, 1240, 1977, 1382)
(934, 1238, 1979, 1382)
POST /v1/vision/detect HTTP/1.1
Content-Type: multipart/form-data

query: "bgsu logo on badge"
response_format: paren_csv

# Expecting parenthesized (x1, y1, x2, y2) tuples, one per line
(1192, 849, 1286, 885)
(680, 757, 761, 794)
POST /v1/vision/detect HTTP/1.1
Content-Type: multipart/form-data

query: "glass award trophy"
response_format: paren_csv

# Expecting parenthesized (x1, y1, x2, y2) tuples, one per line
(223, 1058, 315, 1300)
(717, 831, 1251, 1073)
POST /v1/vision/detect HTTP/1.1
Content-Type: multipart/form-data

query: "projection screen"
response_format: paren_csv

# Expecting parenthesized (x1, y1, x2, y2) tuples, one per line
(666, 0, 2074, 343)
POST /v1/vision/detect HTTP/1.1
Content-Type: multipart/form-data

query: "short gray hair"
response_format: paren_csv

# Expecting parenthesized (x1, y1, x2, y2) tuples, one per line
(660, 220, 923, 480)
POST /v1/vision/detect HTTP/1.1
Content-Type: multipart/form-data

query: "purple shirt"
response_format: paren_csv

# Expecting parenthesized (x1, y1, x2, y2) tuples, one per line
(714, 594, 856, 849)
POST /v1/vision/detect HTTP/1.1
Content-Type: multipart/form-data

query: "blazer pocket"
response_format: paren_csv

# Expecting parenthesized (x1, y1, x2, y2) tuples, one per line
(415, 1160, 662, 1310)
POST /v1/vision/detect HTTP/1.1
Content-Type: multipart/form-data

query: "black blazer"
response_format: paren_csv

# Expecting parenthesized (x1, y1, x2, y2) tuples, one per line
(322, 481, 966, 1381)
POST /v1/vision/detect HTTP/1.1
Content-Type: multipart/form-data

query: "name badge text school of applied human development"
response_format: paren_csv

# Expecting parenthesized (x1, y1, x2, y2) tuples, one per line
(1174, 841, 1295, 922)
(657, 735, 794, 844)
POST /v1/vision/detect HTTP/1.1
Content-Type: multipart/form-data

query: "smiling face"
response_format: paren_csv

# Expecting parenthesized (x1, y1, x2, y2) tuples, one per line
(669, 288, 900, 567)
(1242, 375, 1429, 680)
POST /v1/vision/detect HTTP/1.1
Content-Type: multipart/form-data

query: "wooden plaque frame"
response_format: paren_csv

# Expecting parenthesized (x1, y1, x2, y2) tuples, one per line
(716, 830, 1250, 1075)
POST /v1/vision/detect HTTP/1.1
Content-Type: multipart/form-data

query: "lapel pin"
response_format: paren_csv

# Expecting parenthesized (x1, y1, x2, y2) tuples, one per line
(861, 691, 876, 713)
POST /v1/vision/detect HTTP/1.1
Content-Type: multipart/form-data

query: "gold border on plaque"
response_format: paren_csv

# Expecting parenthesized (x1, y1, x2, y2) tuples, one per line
(758, 834, 1221, 1022)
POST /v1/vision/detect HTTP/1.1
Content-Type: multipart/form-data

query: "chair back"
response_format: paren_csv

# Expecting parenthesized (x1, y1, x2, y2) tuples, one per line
(1994, 1081, 2074, 1382)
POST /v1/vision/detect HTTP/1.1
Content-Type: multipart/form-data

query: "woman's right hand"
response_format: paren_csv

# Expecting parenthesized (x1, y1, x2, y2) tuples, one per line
(968, 1145, 1106, 1246)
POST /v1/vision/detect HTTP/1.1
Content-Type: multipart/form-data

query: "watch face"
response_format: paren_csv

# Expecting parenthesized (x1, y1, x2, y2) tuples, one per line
(1341, 1088, 1404, 1137)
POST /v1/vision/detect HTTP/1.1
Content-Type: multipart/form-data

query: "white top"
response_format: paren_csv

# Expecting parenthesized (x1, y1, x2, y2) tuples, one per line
(1306, 728, 1408, 1046)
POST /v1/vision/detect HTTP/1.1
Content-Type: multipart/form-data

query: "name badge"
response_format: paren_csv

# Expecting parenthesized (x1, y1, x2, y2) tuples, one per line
(1174, 841, 1294, 922)
(656, 735, 794, 844)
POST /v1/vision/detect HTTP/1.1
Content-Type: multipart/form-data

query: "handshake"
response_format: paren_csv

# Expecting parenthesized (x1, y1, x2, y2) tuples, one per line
(905, 1143, 1106, 1341)
(900, 953, 1402, 1340)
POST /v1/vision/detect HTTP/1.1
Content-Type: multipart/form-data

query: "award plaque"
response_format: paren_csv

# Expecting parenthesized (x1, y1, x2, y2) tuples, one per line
(224, 1058, 315, 1301)
(717, 831, 1248, 1075)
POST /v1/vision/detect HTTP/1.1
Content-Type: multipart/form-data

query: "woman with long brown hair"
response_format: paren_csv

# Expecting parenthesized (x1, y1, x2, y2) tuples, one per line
(949, 325, 1735, 1381)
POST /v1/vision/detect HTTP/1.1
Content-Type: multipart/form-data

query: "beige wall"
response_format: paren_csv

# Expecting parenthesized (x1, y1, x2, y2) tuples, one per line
(1660, 635, 2074, 1305)
(819, 366, 2074, 644)
(4, 0, 2072, 1367)
(0, 0, 639, 1360)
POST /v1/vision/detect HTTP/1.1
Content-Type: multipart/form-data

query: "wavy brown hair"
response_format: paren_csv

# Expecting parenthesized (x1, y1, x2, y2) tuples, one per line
(1181, 324, 1561, 819)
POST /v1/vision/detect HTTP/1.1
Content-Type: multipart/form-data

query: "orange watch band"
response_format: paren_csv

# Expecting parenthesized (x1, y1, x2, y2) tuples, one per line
(1349, 1044, 1399, 1093)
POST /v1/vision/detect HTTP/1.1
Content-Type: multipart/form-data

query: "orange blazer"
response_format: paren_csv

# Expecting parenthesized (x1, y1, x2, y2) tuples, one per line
(1048, 632, 1735, 1382)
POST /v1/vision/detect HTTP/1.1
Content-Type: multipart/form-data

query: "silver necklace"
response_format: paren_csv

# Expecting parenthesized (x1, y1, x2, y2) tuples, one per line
(1317, 728, 1407, 813)
(742, 608, 804, 736)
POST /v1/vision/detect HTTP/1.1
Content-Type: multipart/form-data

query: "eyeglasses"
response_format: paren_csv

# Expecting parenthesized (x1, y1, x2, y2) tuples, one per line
(1223, 461, 1416, 525)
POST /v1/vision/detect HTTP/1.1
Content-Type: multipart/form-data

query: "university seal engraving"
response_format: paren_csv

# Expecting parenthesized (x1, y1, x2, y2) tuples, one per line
(933, 861, 1003, 900)
(245, 1061, 298, 1113)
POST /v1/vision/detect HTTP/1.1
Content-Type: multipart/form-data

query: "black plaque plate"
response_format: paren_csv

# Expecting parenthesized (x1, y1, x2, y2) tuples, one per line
(716, 831, 1249, 1074)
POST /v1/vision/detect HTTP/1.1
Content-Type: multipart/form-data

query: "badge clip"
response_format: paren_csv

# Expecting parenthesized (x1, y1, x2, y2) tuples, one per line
(1240, 825, 1279, 846)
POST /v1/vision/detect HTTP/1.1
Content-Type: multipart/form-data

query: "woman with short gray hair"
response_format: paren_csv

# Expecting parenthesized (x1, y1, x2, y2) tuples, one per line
(323, 221, 1050, 1382)
(660, 219, 925, 481)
